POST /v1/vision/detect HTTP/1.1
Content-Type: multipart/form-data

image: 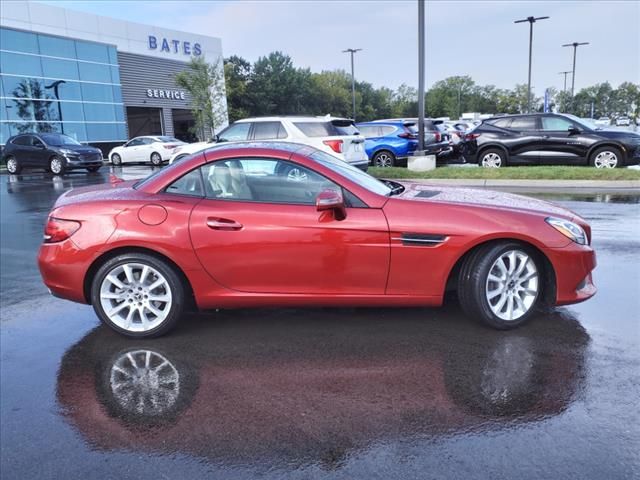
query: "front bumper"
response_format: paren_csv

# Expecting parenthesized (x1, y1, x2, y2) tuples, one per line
(542, 243, 597, 306)
(63, 153, 104, 169)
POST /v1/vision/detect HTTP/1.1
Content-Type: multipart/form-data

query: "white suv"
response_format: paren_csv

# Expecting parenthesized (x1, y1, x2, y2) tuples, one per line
(169, 116, 368, 169)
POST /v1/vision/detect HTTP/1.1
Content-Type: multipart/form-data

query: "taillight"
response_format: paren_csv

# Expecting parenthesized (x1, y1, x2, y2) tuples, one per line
(323, 139, 343, 153)
(162, 144, 176, 150)
(43, 217, 81, 243)
(398, 132, 418, 139)
(464, 133, 481, 141)
(434, 132, 442, 142)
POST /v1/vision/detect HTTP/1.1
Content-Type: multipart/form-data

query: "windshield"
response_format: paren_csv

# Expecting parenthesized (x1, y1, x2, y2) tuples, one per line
(309, 150, 391, 196)
(40, 134, 82, 146)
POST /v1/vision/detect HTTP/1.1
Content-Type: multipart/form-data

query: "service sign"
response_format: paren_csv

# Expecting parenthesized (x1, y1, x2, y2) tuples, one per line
(146, 89, 186, 100)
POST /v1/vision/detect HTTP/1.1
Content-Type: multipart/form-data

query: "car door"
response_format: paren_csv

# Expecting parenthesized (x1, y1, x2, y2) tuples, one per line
(505, 116, 542, 164)
(250, 121, 287, 141)
(121, 138, 143, 162)
(189, 157, 390, 295)
(11, 136, 33, 165)
(538, 116, 589, 165)
(138, 137, 156, 163)
(31, 135, 50, 167)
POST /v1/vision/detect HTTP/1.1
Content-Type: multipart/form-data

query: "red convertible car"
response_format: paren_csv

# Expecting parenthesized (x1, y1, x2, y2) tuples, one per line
(38, 142, 596, 338)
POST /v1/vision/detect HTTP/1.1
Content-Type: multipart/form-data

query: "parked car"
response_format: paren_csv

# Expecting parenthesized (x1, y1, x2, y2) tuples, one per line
(175, 116, 368, 170)
(2, 133, 103, 175)
(356, 121, 439, 167)
(109, 136, 185, 166)
(373, 118, 456, 162)
(616, 116, 631, 127)
(594, 117, 611, 127)
(461, 113, 640, 168)
(38, 142, 596, 338)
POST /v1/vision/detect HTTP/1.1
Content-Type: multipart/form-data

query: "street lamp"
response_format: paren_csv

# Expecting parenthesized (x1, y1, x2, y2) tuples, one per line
(558, 70, 572, 92)
(562, 42, 589, 99)
(342, 48, 362, 121)
(45, 80, 66, 133)
(417, 0, 425, 152)
(514, 15, 550, 113)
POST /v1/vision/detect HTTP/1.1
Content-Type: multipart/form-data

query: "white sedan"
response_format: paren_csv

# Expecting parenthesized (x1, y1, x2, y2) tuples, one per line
(109, 136, 185, 166)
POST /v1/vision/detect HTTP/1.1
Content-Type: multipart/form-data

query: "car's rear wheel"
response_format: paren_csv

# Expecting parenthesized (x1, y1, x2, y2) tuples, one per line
(6, 156, 21, 174)
(86, 166, 101, 173)
(372, 150, 396, 168)
(49, 156, 66, 175)
(111, 153, 122, 166)
(590, 146, 622, 168)
(150, 152, 162, 166)
(480, 149, 505, 168)
(91, 253, 185, 338)
(458, 242, 542, 329)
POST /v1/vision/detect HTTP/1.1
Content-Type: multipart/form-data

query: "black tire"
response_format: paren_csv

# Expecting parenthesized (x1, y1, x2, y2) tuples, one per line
(86, 166, 101, 173)
(90, 253, 185, 338)
(5, 156, 21, 174)
(589, 145, 623, 168)
(111, 153, 122, 166)
(150, 152, 163, 166)
(49, 155, 66, 175)
(372, 150, 396, 168)
(458, 242, 543, 330)
(479, 148, 506, 168)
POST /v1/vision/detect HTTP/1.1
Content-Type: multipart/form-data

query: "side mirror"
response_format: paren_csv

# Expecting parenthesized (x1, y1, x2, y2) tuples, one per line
(316, 189, 346, 221)
(568, 126, 581, 135)
(34, 142, 45, 149)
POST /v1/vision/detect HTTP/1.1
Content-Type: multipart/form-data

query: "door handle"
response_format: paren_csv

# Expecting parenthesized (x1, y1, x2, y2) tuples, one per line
(206, 217, 243, 230)
(542, 135, 550, 139)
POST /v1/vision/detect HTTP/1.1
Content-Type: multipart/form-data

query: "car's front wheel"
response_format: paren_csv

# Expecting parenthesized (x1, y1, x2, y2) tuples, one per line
(150, 152, 163, 166)
(590, 146, 622, 168)
(372, 150, 396, 168)
(49, 156, 66, 175)
(91, 253, 185, 338)
(480, 149, 506, 168)
(111, 153, 122, 166)
(5, 156, 21, 174)
(458, 242, 543, 329)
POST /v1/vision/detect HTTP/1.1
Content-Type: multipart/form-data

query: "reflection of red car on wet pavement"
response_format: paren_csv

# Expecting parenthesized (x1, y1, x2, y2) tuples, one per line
(39, 142, 596, 338)
(56, 309, 588, 467)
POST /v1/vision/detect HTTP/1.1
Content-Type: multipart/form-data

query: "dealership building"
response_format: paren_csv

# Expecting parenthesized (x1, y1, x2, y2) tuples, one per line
(0, 1, 227, 153)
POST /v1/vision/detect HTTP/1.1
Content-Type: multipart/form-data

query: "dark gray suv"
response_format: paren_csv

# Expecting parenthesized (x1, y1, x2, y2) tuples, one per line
(2, 133, 103, 175)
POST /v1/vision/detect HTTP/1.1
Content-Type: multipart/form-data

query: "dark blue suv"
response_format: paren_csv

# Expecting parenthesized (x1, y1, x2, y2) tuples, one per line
(356, 121, 419, 167)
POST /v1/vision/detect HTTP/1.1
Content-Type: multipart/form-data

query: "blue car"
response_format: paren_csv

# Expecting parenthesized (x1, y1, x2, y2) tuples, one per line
(356, 121, 419, 167)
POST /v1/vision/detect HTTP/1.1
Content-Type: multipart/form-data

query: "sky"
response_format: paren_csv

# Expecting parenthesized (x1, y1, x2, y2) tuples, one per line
(39, 0, 639, 95)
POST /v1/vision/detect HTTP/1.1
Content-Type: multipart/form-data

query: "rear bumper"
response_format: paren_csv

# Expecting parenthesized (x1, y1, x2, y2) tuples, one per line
(38, 240, 94, 304)
(542, 243, 597, 306)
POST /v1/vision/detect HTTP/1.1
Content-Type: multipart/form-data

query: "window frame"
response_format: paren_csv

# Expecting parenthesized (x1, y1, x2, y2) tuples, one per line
(508, 116, 539, 131)
(540, 115, 579, 132)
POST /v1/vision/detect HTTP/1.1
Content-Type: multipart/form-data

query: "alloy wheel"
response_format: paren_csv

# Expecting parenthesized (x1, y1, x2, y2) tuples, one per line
(481, 152, 502, 168)
(6, 158, 18, 174)
(109, 349, 180, 416)
(286, 168, 308, 182)
(99, 262, 173, 332)
(485, 250, 538, 321)
(112, 154, 121, 165)
(594, 151, 618, 168)
(151, 153, 162, 165)
(50, 157, 63, 174)
(375, 152, 393, 168)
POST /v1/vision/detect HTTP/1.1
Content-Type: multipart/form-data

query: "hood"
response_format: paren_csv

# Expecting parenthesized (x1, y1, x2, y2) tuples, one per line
(397, 182, 579, 219)
(53, 144, 101, 154)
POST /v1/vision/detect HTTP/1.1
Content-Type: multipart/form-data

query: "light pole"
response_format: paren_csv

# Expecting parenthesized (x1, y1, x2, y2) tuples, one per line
(558, 71, 572, 92)
(342, 48, 362, 121)
(45, 80, 66, 133)
(514, 15, 550, 113)
(417, 0, 425, 152)
(562, 42, 589, 99)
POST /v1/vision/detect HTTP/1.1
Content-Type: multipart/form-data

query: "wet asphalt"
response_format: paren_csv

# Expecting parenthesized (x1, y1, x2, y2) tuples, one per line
(0, 167, 639, 479)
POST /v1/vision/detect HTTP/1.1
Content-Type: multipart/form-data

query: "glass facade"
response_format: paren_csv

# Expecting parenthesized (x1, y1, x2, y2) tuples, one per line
(0, 27, 127, 144)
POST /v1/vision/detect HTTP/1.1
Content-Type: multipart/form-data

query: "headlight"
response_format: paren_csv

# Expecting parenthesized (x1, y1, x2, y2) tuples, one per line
(59, 149, 77, 155)
(545, 217, 587, 245)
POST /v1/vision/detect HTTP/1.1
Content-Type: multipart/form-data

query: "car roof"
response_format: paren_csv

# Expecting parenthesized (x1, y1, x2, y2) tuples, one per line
(201, 140, 309, 154)
(235, 116, 352, 123)
(356, 121, 405, 126)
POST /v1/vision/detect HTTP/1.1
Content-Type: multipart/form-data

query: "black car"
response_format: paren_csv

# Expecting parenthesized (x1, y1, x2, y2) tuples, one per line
(2, 133, 103, 175)
(462, 113, 640, 168)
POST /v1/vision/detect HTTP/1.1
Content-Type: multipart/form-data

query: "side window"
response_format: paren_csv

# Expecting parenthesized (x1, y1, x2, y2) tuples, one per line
(510, 117, 537, 131)
(490, 118, 512, 129)
(126, 138, 142, 147)
(252, 121, 284, 140)
(201, 158, 339, 205)
(141, 138, 154, 145)
(32, 137, 45, 148)
(165, 168, 204, 197)
(541, 116, 574, 131)
(380, 126, 397, 136)
(12, 136, 30, 146)
(218, 123, 251, 142)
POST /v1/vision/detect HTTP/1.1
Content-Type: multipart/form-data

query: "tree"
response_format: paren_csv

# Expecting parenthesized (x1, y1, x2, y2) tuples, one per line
(175, 56, 227, 140)
(223, 55, 252, 122)
(10, 79, 57, 133)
